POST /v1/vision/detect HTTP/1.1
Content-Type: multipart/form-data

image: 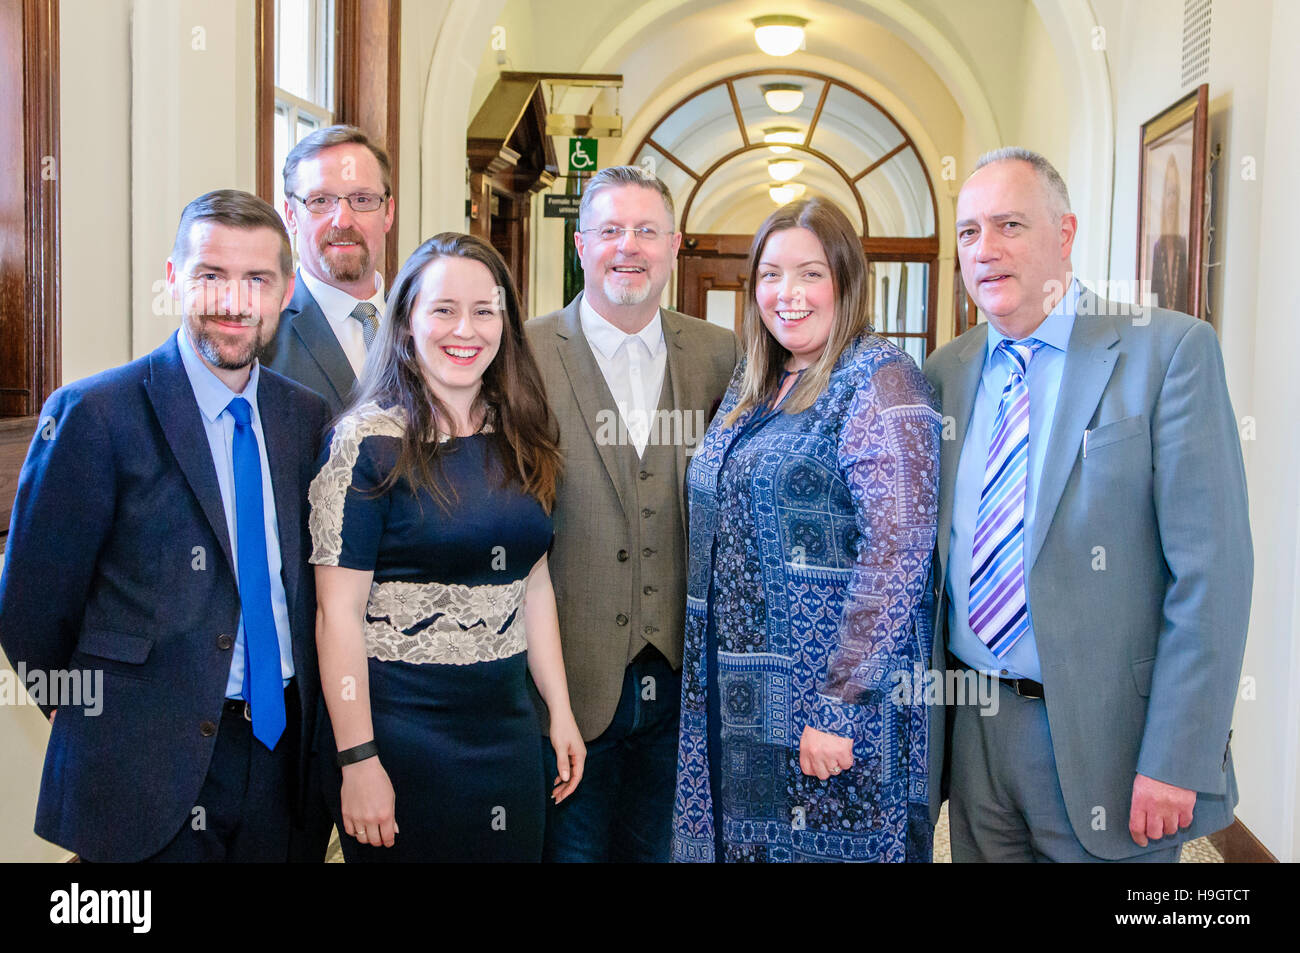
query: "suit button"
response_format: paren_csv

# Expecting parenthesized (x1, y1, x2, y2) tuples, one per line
(643, 625, 657, 635)
(217, 634, 234, 651)
(617, 549, 629, 562)
(643, 585, 656, 595)
(642, 547, 655, 557)
(199, 720, 217, 738)
(641, 508, 654, 518)
(639, 470, 651, 481)
(616, 614, 629, 626)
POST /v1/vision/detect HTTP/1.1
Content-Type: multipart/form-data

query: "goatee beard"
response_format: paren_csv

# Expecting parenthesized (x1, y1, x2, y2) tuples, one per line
(319, 231, 372, 284)
(191, 319, 265, 371)
(605, 277, 652, 307)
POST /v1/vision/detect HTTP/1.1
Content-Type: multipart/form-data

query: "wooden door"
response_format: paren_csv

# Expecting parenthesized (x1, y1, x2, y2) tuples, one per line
(676, 234, 753, 337)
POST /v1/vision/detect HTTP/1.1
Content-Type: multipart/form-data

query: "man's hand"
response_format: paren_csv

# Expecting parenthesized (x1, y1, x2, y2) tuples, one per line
(1129, 773, 1195, 847)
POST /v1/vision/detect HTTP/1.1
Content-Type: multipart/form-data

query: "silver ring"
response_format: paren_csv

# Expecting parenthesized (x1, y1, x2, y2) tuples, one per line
(356, 827, 367, 837)
(831, 767, 841, 774)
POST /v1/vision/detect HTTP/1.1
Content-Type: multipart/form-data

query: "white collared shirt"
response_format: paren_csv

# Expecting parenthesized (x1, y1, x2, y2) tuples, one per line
(299, 269, 386, 378)
(579, 294, 667, 457)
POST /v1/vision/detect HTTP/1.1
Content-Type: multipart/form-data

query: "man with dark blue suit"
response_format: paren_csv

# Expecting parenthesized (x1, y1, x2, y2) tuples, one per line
(0, 190, 330, 862)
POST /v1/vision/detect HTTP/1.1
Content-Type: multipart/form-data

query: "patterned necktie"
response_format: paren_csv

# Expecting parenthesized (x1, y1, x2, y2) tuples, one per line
(969, 338, 1046, 658)
(351, 302, 379, 351)
(226, 397, 286, 749)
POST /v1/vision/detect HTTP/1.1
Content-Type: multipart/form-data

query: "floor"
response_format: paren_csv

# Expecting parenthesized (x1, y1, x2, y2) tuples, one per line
(325, 805, 1224, 862)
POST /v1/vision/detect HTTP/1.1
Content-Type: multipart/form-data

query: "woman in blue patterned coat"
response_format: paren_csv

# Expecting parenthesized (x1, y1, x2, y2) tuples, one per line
(673, 198, 941, 862)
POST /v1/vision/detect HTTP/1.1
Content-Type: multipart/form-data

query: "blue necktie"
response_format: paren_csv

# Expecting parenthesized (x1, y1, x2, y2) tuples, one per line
(227, 397, 285, 750)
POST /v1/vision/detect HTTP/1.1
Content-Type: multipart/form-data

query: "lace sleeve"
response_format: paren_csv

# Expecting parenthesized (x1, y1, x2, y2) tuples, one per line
(808, 354, 941, 735)
(307, 404, 404, 568)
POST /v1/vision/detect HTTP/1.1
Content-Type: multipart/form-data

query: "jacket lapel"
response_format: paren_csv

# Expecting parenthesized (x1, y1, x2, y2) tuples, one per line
(554, 297, 632, 520)
(256, 373, 303, 619)
(936, 326, 987, 587)
(661, 310, 691, 532)
(1026, 293, 1119, 570)
(144, 335, 235, 574)
(287, 278, 356, 407)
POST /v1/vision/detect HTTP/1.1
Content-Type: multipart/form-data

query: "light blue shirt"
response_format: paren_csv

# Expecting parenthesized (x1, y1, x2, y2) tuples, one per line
(946, 279, 1080, 680)
(176, 328, 294, 698)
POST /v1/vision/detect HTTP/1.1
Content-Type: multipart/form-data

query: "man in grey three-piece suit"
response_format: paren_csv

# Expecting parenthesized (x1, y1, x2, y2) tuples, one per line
(527, 167, 739, 862)
(924, 148, 1251, 861)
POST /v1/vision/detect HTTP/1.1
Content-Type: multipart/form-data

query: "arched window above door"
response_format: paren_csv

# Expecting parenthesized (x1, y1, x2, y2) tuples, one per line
(632, 70, 937, 239)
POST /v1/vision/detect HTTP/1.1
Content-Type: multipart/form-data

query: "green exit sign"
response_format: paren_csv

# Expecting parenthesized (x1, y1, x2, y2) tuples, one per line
(568, 137, 597, 172)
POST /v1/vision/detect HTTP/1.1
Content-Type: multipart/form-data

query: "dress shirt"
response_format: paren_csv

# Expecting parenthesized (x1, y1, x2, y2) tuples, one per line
(946, 279, 1080, 680)
(299, 268, 386, 378)
(579, 293, 667, 458)
(176, 328, 294, 698)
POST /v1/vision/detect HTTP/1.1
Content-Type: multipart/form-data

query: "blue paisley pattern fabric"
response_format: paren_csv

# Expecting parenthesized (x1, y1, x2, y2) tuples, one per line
(673, 332, 941, 862)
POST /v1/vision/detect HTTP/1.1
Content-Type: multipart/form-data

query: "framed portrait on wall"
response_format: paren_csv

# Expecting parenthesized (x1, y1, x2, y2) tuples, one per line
(1136, 84, 1209, 319)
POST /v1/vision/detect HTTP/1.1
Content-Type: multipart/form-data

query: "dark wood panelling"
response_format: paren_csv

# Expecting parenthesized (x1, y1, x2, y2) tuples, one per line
(1208, 818, 1278, 863)
(254, 0, 274, 203)
(335, 0, 401, 287)
(0, 416, 34, 538)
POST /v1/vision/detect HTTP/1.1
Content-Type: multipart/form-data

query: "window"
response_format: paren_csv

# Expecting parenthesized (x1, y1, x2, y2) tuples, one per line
(272, 0, 335, 217)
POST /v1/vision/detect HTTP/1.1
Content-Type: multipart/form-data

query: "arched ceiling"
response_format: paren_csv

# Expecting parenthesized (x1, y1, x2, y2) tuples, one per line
(632, 71, 937, 236)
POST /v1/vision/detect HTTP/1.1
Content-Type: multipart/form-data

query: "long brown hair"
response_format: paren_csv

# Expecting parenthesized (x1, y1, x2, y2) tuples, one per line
(342, 232, 561, 511)
(725, 198, 873, 426)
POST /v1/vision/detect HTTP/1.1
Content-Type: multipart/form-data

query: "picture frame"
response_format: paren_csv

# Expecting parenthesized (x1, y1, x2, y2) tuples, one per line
(1136, 84, 1209, 319)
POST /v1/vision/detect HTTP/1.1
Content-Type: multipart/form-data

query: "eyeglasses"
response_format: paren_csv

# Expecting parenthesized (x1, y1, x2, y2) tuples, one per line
(579, 225, 668, 244)
(290, 191, 390, 214)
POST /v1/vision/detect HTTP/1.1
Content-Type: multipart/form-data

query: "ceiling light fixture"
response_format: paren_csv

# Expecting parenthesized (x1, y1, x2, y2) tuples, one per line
(767, 158, 804, 181)
(769, 182, 806, 205)
(761, 83, 805, 114)
(763, 126, 803, 153)
(752, 15, 808, 56)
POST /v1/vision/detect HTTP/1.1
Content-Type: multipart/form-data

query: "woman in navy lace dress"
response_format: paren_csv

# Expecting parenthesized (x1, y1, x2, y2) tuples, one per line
(673, 199, 940, 862)
(310, 233, 584, 861)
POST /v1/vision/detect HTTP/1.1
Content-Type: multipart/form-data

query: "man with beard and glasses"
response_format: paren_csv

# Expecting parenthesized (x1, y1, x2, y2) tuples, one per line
(0, 190, 330, 862)
(526, 167, 739, 861)
(264, 124, 395, 416)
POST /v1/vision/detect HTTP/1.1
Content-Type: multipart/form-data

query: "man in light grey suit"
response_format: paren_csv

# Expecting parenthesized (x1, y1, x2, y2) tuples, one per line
(527, 167, 739, 861)
(264, 125, 394, 416)
(925, 148, 1251, 861)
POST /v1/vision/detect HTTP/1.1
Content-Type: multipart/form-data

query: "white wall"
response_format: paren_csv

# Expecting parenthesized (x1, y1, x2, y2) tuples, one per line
(131, 0, 257, 356)
(1088, 0, 1295, 860)
(59, 0, 133, 383)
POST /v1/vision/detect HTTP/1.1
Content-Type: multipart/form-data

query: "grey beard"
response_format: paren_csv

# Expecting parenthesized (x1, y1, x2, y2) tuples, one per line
(605, 276, 652, 307)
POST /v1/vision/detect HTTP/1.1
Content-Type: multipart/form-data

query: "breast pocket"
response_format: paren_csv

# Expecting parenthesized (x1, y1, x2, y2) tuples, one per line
(1086, 414, 1147, 453)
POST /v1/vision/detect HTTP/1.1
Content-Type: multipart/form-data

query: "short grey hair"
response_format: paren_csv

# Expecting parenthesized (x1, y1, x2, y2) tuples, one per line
(283, 124, 392, 198)
(577, 166, 676, 229)
(974, 147, 1072, 220)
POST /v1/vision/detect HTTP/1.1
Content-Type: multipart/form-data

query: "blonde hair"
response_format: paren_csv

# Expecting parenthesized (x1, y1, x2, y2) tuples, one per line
(725, 198, 872, 425)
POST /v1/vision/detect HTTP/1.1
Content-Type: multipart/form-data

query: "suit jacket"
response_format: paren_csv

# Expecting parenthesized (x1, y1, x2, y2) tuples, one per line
(526, 296, 740, 739)
(924, 290, 1252, 859)
(263, 273, 358, 416)
(0, 333, 331, 862)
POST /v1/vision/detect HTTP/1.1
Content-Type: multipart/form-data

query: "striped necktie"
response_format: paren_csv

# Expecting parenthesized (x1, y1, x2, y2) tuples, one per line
(351, 301, 379, 350)
(969, 338, 1046, 658)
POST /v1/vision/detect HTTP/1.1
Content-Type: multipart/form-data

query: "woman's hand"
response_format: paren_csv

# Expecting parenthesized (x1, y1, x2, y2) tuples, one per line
(799, 725, 854, 780)
(340, 757, 399, 847)
(549, 711, 587, 804)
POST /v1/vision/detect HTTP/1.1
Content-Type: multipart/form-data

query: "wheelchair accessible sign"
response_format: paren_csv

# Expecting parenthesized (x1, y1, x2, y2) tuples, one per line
(568, 137, 597, 172)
